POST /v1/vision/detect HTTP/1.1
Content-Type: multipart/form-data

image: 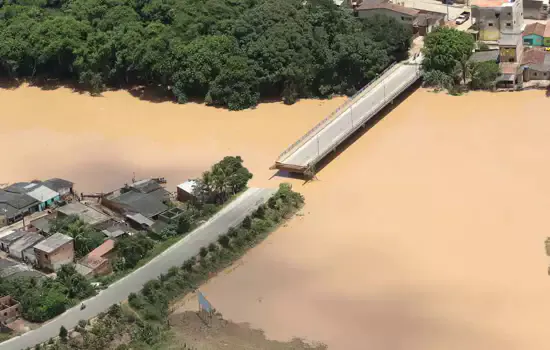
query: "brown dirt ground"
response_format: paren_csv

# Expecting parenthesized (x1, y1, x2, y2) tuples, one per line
(167, 311, 327, 350)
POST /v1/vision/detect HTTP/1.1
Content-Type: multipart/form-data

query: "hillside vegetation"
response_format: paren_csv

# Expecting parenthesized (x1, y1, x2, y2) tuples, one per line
(0, 0, 412, 109)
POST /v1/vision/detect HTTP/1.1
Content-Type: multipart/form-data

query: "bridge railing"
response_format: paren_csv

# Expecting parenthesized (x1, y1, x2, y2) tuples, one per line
(276, 62, 400, 162)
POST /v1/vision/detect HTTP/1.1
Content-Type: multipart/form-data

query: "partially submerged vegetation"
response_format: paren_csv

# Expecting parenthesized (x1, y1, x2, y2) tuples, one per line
(422, 27, 500, 93)
(0, 0, 411, 109)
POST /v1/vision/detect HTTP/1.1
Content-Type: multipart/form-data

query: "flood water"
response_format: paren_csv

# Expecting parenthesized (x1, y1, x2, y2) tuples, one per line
(3, 84, 550, 349)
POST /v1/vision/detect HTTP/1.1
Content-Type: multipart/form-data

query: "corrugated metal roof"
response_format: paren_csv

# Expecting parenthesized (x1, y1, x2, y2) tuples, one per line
(26, 186, 59, 203)
(178, 180, 197, 194)
(33, 232, 73, 253)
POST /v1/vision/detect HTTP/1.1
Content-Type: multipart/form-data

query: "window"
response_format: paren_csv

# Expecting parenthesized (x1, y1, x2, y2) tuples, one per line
(45, 253, 48, 259)
(488, 23, 494, 27)
(506, 23, 512, 27)
(534, 72, 538, 77)
(3, 312, 6, 316)
(401, 16, 405, 20)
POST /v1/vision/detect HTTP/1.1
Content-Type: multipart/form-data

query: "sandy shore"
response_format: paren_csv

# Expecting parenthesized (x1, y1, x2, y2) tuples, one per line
(2, 84, 550, 349)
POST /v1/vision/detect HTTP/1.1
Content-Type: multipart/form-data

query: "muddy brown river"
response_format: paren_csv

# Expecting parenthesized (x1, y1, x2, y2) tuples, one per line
(2, 84, 550, 349)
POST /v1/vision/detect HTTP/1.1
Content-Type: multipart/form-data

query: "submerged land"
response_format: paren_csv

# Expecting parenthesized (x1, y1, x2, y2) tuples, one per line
(2, 84, 550, 349)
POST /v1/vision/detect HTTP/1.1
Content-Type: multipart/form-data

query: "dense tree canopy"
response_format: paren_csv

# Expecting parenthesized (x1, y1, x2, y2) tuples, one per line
(0, 0, 412, 109)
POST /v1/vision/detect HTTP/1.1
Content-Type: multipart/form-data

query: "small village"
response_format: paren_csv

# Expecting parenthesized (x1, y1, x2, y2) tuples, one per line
(351, 0, 550, 88)
(0, 176, 198, 332)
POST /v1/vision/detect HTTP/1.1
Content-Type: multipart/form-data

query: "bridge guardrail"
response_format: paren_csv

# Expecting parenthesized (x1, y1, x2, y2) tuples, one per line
(276, 62, 401, 162)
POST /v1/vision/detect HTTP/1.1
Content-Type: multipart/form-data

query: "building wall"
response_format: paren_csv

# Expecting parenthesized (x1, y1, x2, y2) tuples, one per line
(176, 188, 194, 202)
(35, 241, 74, 271)
(357, 8, 415, 28)
(0, 296, 21, 323)
(22, 249, 38, 266)
(500, 46, 518, 61)
(0, 215, 6, 228)
(524, 68, 550, 80)
(523, 34, 544, 46)
(474, 0, 524, 41)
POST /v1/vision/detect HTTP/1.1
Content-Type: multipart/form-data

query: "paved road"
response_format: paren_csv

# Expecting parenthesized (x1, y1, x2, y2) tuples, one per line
(1, 187, 276, 350)
(278, 60, 422, 169)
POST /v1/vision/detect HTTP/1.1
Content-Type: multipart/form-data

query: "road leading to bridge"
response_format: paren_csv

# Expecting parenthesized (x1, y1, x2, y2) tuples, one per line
(274, 56, 423, 175)
(0, 187, 276, 350)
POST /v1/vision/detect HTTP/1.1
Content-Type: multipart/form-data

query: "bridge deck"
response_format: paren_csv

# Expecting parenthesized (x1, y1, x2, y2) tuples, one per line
(274, 58, 422, 173)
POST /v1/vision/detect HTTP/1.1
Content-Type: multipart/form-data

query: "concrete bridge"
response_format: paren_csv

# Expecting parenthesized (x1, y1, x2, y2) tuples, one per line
(272, 55, 423, 176)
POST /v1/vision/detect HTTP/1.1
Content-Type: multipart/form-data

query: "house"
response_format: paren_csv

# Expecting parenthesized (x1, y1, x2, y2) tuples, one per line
(356, 2, 419, 27)
(76, 239, 115, 278)
(26, 185, 60, 211)
(57, 202, 110, 227)
(0, 258, 44, 280)
(499, 33, 524, 62)
(0, 230, 27, 252)
(523, 0, 548, 19)
(521, 47, 550, 80)
(0, 296, 21, 324)
(472, 0, 524, 42)
(42, 178, 74, 198)
(4, 182, 59, 211)
(102, 179, 170, 220)
(177, 180, 197, 202)
(0, 190, 39, 226)
(523, 22, 546, 46)
(33, 232, 74, 271)
(497, 62, 522, 86)
(413, 12, 446, 36)
(7, 231, 43, 261)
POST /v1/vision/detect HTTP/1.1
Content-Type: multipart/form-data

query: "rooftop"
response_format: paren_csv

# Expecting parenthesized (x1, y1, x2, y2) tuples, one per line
(88, 239, 115, 258)
(469, 50, 499, 62)
(26, 186, 59, 203)
(498, 33, 522, 46)
(129, 179, 164, 194)
(0, 261, 43, 279)
(471, 0, 515, 7)
(126, 213, 155, 227)
(29, 216, 53, 234)
(101, 223, 132, 238)
(114, 191, 168, 218)
(4, 182, 37, 194)
(0, 258, 18, 270)
(0, 229, 27, 244)
(356, 2, 420, 15)
(8, 232, 44, 252)
(42, 178, 73, 192)
(522, 48, 548, 64)
(33, 232, 73, 253)
(178, 180, 197, 194)
(524, 22, 547, 37)
(0, 190, 38, 210)
(544, 21, 550, 38)
(500, 62, 520, 74)
(57, 202, 110, 226)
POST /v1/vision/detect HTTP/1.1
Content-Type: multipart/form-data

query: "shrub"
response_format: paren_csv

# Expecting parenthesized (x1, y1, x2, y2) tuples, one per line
(59, 326, 68, 341)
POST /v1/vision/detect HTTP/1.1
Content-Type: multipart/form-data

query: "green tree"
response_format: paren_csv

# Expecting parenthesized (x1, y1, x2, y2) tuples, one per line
(422, 27, 475, 82)
(469, 61, 500, 90)
(115, 234, 154, 269)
